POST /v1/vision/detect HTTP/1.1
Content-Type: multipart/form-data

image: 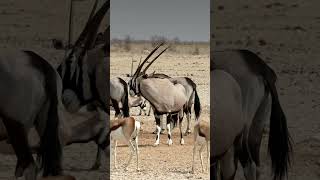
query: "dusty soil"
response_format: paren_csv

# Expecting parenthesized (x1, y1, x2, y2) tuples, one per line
(110, 44, 210, 180)
(212, 0, 320, 179)
(0, 0, 108, 179)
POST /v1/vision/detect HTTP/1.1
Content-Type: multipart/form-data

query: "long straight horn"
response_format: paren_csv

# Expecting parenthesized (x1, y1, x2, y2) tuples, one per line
(84, 0, 110, 50)
(133, 42, 164, 77)
(73, 0, 99, 48)
(142, 46, 169, 74)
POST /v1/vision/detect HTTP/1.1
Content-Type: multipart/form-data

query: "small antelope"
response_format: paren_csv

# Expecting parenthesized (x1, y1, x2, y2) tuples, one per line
(192, 120, 210, 173)
(38, 175, 76, 180)
(110, 117, 141, 171)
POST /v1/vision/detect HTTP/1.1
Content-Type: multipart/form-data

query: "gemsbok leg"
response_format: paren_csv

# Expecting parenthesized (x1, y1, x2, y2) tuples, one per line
(166, 115, 173, 146)
(154, 114, 162, 146)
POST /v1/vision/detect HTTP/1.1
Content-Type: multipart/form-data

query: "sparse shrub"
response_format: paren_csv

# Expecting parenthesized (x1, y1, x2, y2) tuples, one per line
(150, 35, 167, 47)
(169, 37, 180, 52)
(124, 35, 131, 52)
(192, 45, 200, 55)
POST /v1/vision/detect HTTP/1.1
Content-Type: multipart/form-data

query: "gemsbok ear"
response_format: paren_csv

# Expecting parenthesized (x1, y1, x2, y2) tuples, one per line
(142, 74, 148, 79)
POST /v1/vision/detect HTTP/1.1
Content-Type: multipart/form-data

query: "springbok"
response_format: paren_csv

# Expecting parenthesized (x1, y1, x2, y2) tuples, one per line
(128, 43, 201, 146)
(211, 50, 292, 180)
(110, 117, 140, 171)
(192, 120, 210, 173)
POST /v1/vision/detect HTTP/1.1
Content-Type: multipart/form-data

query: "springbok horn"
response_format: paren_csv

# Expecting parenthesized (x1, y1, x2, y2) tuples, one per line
(73, 0, 99, 48)
(133, 42, 164, 77)
(141, 46, 170, 74)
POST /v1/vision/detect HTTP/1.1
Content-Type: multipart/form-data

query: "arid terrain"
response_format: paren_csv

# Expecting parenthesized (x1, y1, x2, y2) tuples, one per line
(0, 0, 108, 179)
(212, 0, 320, 179)
(110, 42, 210, 180)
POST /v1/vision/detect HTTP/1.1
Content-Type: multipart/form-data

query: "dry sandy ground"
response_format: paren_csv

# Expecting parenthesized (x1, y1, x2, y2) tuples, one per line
(110, 45, 210, 180)
(212, 0, 320, 179)
(0, 0, 108, 179)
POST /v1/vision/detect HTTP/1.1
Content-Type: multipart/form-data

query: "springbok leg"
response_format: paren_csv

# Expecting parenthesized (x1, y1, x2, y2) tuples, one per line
(207, 141, 210, 172)
(125, 140, 135, 171)
(114, 140, 117, 169)
(199, 144, 205, 172)
(192, 140, 197, 173)
(134, 136, 140, 171)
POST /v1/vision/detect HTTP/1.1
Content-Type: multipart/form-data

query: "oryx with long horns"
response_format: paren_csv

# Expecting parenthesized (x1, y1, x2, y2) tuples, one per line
(54, 0, 110, 170)
(128, 43, 201, 146)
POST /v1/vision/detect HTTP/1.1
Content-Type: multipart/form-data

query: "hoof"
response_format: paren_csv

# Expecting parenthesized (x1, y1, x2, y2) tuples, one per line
(184, 130, 192, 136)
(167, 139, 173, 146)
(153, 142, 160, 146)
(180, 139, 185, 145)
(90, 164, 100, 170)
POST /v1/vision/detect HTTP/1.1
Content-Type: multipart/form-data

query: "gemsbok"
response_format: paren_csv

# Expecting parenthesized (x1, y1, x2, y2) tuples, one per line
(110, 77, 129, 118)
(0, 50, 63, 179)
(128, 43, 201, 146)
(110, 117, 141, 171)
(54, 0, 110, 170)
(211, 50, 292, 180)
(133, 72, 201, 135)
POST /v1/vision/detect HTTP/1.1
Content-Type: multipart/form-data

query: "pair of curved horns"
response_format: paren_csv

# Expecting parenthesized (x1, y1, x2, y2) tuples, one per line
(73, 0, 99, 48)
(74, 0, 110, 50)
(133, 43, 169, 77)
(141, 45, 170, 75)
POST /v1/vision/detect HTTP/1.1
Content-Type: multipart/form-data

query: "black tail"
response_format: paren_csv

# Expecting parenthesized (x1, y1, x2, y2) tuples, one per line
(267, 77, 292, 180)
(185, 77, 201, 120)
(194, 89, 201, 120)
(118, 78, 130, 117)
(24, 51, 63, 176)
(40, 71, 63, 177)
(241, 50, 292, 180)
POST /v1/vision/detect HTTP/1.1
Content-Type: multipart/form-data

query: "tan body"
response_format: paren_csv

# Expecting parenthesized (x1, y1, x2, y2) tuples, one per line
(192, 120, 210, 173)
(110, 117, 140, 171)
(139, 78, 187, 113)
